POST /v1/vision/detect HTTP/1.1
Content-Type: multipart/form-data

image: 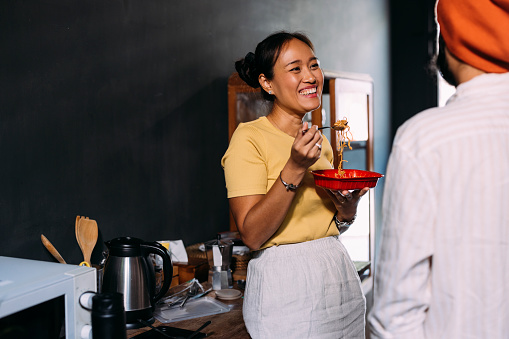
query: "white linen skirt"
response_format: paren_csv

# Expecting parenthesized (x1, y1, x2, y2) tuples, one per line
(243, 235, 366, 339)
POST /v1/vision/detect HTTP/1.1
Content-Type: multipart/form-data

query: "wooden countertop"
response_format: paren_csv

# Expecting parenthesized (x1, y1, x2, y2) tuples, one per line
(127, 285, 249, 338)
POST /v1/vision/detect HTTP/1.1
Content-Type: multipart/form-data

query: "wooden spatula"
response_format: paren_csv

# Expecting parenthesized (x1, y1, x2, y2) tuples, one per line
(76, 216, 98, 266)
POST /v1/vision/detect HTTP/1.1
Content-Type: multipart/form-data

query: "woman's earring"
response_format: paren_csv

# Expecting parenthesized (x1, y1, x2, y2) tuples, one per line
(269, 91, 273, 95)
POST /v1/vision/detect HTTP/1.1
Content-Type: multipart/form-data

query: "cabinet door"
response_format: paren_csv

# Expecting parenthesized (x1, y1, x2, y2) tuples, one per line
(322, 71, 375, 283)
(227, 73, 271, 141)
(226, 73, 269, 230)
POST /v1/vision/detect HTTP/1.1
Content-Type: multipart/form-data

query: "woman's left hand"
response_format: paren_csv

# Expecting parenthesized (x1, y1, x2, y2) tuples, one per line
(324, 188, 369, 222)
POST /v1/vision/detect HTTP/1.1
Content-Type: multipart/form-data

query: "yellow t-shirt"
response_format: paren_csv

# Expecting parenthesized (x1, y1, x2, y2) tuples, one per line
(221, 116, 339, 250)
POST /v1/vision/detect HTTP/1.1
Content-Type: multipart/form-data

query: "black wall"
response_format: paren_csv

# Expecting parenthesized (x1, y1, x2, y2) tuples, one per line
(390, 0, 438, 139)
(1, 0, 391, 265)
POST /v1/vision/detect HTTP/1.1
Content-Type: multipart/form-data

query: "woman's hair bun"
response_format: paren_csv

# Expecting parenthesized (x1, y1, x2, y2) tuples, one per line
(235, 52, 260, 88)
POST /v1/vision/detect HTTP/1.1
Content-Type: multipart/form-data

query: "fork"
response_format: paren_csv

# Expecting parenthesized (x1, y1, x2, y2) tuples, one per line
(179, 283, 200, 308)
(303, 126, 332, 134)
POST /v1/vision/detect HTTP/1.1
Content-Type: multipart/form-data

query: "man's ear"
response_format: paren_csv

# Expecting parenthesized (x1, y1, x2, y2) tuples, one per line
(258, 74, 272, 94)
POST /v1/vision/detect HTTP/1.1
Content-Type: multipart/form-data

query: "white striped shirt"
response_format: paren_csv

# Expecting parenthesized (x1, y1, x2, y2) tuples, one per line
(368, 72, 509, 339)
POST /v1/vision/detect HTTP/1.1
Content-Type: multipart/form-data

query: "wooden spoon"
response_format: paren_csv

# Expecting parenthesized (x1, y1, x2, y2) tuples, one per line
(77, 216, 98, 266)
(41, 234, 67, 264)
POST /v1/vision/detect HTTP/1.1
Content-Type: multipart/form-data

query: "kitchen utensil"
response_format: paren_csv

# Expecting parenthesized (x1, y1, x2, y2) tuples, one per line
(190, 287, 212, 300)
(303, 126, 331, 134)
(40, 234, 67, 264)
(303, 125, 347, 134)
(204, 235, 233, 290)
(75, 215, 82, 249)
(186, 321, 211, 339)
(102, 236, 173, 329)
(311, 169, 383, 190)
(179, 282, 200, 308)
(76, 216, 98, 266)
(137, 319, 175, 338)
(157, 279, 209, 310)
(131, 322, 210, 339)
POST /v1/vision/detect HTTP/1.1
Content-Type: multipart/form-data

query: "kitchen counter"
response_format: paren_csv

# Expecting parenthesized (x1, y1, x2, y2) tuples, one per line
(127, 286, 249, 338)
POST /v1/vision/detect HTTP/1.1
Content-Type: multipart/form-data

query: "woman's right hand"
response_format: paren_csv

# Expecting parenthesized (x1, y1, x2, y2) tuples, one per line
(288, 122, 323, 170)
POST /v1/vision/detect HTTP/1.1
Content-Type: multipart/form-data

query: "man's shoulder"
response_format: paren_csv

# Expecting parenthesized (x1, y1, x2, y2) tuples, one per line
(392, 103, 473, 158)
(395, 107, 444, 143)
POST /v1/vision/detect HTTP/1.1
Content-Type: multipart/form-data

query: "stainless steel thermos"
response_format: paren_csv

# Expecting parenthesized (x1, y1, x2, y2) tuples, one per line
(92, 292, 126, 339)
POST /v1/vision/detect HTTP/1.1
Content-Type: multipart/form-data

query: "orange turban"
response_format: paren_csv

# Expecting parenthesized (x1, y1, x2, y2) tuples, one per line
(436, 0, 509, 73)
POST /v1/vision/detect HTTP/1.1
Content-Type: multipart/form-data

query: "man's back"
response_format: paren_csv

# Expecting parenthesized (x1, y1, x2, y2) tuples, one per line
(369, 72, 509, 338)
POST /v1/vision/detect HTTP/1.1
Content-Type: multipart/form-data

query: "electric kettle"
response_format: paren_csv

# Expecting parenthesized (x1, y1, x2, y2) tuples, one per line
(102, 237, 173, 329)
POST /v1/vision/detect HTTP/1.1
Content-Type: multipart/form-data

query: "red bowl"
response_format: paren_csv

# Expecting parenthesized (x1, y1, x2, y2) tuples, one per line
(311, 169, 383, 190)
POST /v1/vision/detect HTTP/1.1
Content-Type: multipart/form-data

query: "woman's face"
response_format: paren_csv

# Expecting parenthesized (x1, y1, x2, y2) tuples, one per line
(266, 38, 324, 115)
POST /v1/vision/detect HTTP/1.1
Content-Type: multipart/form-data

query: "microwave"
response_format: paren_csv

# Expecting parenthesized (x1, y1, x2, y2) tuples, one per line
(0, 256, 97, 339)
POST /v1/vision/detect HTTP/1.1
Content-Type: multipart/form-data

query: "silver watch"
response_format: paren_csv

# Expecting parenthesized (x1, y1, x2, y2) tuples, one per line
(334, 214, 356, 234)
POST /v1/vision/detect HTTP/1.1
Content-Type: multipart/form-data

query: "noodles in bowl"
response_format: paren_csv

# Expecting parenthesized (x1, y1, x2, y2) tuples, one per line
(311, 169, 383, 190)
(311, 117, 383, 190)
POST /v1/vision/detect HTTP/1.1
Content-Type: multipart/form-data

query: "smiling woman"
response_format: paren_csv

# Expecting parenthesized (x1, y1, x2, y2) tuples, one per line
(221, 32, 368, 339)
